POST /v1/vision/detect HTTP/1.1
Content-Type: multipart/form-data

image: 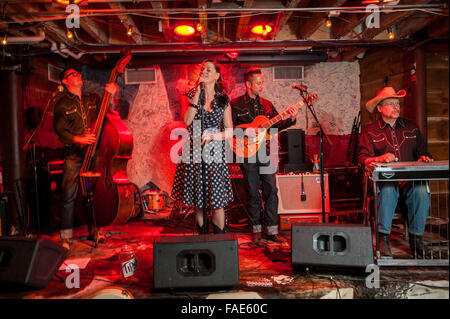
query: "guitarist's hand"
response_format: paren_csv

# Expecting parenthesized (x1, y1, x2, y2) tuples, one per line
(282, 106, 298, 120)
(105, 83, 118, 96)
(73, 133, 96, 145)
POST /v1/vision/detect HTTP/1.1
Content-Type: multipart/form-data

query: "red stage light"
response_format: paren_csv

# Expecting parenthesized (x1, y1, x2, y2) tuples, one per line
(54, 0, 86, 5)
(174, 25, 196, 37)
(361, 0, 398, 4)
(226, 52, 239, 59)
(251, 25, 273, 36)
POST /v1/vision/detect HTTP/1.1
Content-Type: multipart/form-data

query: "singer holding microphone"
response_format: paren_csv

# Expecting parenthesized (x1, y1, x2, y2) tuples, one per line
(53, 67, 119, 250)
(230, 67, 298, 246)
(171, 60, 234, 234)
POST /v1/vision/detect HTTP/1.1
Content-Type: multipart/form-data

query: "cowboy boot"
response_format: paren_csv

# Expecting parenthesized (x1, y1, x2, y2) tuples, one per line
(378, 232, 392, 258)
(409, 234, 429, 259)
(212, 223, 225, 234)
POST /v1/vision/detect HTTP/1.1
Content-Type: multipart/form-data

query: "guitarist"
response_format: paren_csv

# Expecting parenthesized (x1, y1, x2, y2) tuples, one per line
(53, 68, 118, 250)
(230, 67, 298, 245)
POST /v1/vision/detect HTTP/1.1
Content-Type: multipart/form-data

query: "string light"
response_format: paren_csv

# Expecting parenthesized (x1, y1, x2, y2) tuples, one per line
(196, 24, 203, 32)
(325, 15, 332, 28)
(127, 26, 133, 37)
(1, 35, 7, 45)
(388, 27, 395, 40)
(66, 29, 73, 39)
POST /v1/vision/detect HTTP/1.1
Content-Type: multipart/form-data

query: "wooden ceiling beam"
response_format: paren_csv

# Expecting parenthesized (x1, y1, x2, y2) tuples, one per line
(268, 0, 310, 40)
(198, 0, 209, 43)
(235, 0, 254, 41)
(330, 0, 368, 39)
(79, 18, 109, 44)
(359, 0, 433, 40)
(109, 2, 142, 44)
(150, 1, 172, 41)
(296, 0, 347, 39)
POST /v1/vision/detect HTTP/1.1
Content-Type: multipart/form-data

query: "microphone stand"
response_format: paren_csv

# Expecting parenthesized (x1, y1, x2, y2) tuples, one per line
(298, 89, 333, 223)
(198, 83, 209, 234)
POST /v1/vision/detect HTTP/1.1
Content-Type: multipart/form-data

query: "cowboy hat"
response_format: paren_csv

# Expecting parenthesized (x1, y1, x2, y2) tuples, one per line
(366, 87, 406, 113)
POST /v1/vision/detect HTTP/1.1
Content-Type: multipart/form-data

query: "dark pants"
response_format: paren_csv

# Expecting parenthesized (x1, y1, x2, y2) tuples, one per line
(60, 156, 81, 239)
(60, 155, 96, 239)
(241, 162, 279, 235)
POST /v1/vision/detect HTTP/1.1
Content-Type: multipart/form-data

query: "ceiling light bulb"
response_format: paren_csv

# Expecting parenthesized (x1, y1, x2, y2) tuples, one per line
(326, 16, 332, 28)
(388, 28, 395, 40)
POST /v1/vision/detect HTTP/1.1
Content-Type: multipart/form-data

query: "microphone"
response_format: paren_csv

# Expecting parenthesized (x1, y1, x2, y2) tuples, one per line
(291, 82, 307, 92)
(52, 85, 64, 98)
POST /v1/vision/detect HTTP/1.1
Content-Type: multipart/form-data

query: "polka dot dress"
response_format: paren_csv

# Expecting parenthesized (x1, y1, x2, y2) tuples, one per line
(171, 93, 233, 209)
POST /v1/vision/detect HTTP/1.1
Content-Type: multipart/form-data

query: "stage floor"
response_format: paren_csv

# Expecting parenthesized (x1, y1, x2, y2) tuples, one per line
(0, 207, 448, 300)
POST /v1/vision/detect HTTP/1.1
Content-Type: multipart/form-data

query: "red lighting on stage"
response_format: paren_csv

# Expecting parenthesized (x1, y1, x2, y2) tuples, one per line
(226, 52, 239, 59)
(251, 25, 273, 36)
(54, 0, 86, 5)
(174, 25, 196, 37)
(361, 0, 398, 3)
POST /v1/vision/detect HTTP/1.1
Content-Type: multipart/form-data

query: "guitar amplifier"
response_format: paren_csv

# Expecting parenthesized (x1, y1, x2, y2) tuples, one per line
(276, 173, 330, 214)
(279, 213, 328, 230)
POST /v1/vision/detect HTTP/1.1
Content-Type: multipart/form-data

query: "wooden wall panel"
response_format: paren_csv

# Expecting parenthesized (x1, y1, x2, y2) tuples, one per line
(426, 46, 449, 160)
(359, 48, 405, 128)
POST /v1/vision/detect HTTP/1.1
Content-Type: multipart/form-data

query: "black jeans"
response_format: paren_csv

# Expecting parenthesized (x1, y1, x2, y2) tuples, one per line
(60, 154, 97, 238)
(240, 162, 279, 235)
(60, 156, 82, 239)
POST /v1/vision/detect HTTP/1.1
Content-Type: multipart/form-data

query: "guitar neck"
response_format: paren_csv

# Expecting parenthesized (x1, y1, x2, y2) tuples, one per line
(262, 101, 301, 129)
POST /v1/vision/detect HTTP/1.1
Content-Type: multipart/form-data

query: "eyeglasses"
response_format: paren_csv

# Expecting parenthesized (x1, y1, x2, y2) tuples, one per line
(63, 70, 80, 80)
(382, 101, 400, 107)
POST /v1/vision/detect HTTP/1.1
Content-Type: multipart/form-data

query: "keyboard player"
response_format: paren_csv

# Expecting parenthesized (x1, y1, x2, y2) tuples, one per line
(358, 87, 434, 259)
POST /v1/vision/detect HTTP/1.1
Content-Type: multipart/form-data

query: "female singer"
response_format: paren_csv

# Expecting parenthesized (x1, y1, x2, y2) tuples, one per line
(171, 60, 234, 234)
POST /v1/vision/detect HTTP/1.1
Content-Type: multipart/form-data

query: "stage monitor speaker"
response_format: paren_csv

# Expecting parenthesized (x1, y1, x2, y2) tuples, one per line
(276, 173, 330, 214)
(0, 237, 65, 289)
(153, 234, 239, 289)
(279, 129, 306, 164)
(291, 223, 374, 269)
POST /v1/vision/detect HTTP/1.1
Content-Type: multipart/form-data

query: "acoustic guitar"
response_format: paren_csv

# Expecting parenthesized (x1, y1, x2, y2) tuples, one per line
(229, 94, 317, 158)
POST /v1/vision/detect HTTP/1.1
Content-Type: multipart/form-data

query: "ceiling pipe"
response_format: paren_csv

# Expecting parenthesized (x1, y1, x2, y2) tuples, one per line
(4, 3, 447, 25)
(6, 30, 45, 44)
(47, 38, 69, 58)
(59, 44, 85, 60)
(47, 38, 85, 60)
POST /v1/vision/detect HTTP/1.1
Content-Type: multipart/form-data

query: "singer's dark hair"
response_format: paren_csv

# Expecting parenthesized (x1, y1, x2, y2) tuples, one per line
(244, 67, 262, 82)
(198, 59, 225, 93)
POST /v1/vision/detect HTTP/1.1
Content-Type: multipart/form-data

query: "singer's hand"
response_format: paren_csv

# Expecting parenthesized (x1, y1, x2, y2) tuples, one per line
(202, 132, 216, 146)
(73, 133, 96, 145)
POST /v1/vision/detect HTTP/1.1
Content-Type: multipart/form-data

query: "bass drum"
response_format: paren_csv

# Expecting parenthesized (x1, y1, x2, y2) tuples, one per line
(88, 286, 134, 299)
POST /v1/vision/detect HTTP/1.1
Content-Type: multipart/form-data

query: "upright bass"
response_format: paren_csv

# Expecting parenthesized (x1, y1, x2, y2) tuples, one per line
(79, 53, 134, 227)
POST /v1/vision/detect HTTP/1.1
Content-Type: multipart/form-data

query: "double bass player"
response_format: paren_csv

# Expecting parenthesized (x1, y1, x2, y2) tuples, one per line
(53, 67, 118, 250)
